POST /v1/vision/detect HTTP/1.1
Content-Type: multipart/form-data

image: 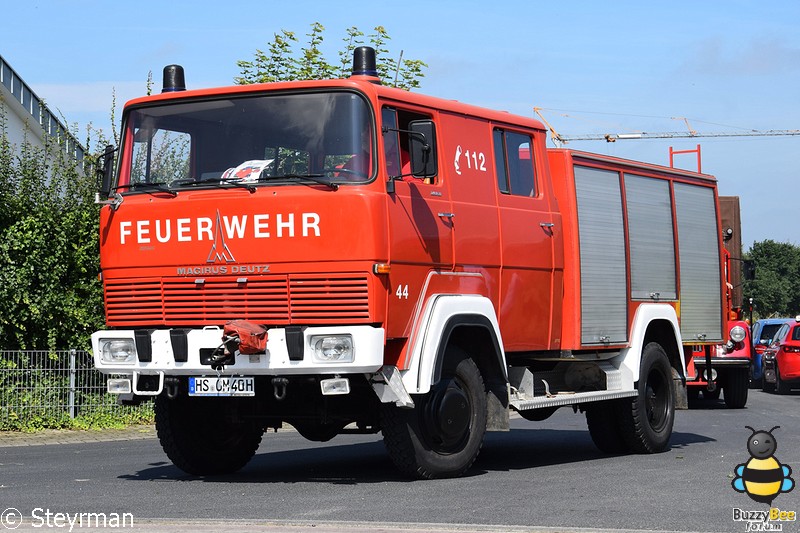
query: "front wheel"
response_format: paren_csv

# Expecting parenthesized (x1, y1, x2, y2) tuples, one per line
(381, 347, 487, 479)
(618, 342, 675, 453)
(155, 394, 263, 476)
(723, 369, 749, 408)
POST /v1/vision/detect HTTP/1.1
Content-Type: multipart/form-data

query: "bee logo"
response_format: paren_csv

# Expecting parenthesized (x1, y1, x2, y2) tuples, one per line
(732, 426, 795, 505)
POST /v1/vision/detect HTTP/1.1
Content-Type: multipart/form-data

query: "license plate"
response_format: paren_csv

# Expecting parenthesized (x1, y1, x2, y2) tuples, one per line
(189, 376, 255, 397)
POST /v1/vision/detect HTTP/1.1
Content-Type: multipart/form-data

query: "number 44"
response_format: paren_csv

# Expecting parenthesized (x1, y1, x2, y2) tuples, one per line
(395, 284, 409, 300)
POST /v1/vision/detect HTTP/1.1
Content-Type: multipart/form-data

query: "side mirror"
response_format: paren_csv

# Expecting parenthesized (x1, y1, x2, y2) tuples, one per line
(408, 120, 438, 179)
(99, 144, 116, 197)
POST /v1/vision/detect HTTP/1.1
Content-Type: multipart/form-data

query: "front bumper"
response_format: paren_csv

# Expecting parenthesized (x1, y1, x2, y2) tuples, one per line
(92, 325, 385, 377)
(688, 356, 750, 383)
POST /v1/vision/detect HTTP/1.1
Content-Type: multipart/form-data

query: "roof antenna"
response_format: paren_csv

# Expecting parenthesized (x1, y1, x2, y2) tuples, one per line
(393, 50, 404, 88)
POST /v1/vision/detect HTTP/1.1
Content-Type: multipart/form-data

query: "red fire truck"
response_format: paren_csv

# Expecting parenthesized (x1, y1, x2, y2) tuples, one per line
(92, 47, 733, 479)
(683, 199, 754, 409)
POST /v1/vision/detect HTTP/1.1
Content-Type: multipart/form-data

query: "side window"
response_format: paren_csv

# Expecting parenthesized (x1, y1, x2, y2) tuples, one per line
(494, 129, 536, 196)
(493, 129, 508, 193)
(382, 107, 402, 177)
(381, 106, 433, 182)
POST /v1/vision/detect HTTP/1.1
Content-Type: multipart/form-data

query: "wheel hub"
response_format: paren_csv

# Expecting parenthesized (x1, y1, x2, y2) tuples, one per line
(645, 370, 668, 431)
(424, 379, 471, 451)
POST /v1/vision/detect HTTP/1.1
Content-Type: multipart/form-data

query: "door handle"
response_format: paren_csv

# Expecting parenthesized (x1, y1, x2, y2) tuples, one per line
(540, 222, 555, 228)
(438, 212, 455, 218)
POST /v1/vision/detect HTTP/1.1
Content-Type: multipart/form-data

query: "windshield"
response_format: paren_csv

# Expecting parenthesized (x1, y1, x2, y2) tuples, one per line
(116, 91, 374, 192)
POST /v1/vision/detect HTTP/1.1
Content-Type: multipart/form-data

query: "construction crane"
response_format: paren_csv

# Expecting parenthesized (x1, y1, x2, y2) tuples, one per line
(533, 107, 800, 146)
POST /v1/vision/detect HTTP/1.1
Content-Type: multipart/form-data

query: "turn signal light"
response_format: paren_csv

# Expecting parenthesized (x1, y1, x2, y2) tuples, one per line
(373, 263, 391, 274)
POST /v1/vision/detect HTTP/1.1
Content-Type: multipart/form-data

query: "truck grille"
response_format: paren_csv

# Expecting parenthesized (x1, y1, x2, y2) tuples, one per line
(105, 273, 371, 326)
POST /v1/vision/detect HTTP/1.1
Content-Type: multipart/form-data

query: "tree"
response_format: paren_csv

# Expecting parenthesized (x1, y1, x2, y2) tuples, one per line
(744, 240, 800, 318)
(0, 119, 105, 350)
(235, 23, 427, 90)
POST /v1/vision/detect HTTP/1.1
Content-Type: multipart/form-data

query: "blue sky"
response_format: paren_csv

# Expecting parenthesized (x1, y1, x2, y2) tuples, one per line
(2, 1, 798, 248)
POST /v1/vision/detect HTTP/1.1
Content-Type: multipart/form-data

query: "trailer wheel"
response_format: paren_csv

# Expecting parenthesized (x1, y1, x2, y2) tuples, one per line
(585, 401, 628, 453)
(155, 394, 263, 476)
(723, 369, 749, 408)
(619, 342, 674, 453)
(381, 347, 487, 479)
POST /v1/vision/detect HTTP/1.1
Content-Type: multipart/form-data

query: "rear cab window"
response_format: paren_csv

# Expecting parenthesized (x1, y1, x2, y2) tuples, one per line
(493, 129, 536, 197)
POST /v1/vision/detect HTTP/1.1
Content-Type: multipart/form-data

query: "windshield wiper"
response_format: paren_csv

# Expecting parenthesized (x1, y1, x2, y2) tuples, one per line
(258, 173, 339, 191)
(172, 177, 256, 193)
(113, 182, 177, 197)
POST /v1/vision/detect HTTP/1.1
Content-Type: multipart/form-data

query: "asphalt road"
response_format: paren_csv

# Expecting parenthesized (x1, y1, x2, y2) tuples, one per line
(1, 389, 799, 533)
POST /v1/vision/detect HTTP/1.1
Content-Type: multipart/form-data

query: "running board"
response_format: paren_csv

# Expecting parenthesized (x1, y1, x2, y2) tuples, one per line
(508, 362, 636, 412)
(510, 389, 637, 411)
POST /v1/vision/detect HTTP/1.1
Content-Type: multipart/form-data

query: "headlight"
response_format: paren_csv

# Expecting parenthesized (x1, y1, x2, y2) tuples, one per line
(729, 325, 747, 343)
(99, 339, 137, 363)
(311, 335, 354, 363)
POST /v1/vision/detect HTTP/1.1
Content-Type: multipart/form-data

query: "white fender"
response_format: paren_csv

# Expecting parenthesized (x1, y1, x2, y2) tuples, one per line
(401, 294, 505, 395)
(615, 303, 685, 387)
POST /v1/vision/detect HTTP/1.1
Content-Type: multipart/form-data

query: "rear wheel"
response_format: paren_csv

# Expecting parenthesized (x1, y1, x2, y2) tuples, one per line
(723, 369, 749, 408)
(776, 365, 791, 395)
(381, 347, 487, 479)
(618, 342, 675, 453)
(585, 401, 628, 453)
(155, 394, 263, 476)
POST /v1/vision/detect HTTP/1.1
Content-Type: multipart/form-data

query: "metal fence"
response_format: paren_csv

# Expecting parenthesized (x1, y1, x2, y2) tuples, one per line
(0, 349, 152, 430)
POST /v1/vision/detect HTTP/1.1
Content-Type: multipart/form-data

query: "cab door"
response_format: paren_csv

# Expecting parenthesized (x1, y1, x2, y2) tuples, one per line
(382, 106, 454, 339)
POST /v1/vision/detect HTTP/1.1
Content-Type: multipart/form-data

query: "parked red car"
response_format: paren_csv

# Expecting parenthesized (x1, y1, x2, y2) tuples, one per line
(762, 316, 800, 394)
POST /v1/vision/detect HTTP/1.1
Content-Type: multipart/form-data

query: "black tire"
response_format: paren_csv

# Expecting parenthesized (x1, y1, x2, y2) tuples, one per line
(381, 347, 487, 479)
(723, 369, 749, 408)
(762, 376, 776, 393)
(618, 342, 675, 453)
(776, 365, 791, 395)
(585, 401, 629, 453)
(702, 387, 721, 401)
(155, 394, 263, 476)
(686, 387, 700, 402)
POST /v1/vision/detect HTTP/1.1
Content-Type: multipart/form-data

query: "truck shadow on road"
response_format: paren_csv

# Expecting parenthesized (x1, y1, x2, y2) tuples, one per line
(119, 427, 713, 484)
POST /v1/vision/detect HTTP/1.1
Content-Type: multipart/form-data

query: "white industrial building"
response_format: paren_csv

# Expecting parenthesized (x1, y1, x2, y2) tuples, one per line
(0, 53, 85, 163)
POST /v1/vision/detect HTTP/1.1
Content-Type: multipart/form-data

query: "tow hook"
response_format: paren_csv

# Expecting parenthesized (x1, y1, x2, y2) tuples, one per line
(702, 368, 718, 392)
(703, 345, 716, 392)
(165, 377, 180, 399)
(272, 377, 288, 401)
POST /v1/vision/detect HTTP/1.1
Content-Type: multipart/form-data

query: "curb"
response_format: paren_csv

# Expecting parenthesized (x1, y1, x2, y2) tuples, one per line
(0, 424, 157, 447)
